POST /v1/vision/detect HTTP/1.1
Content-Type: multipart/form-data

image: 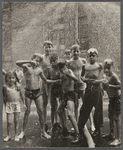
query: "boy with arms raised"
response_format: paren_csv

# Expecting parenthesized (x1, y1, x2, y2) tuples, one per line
(16, 53, 60, 139)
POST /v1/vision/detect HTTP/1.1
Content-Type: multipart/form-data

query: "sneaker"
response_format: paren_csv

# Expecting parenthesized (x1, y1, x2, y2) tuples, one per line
(110, 139, 121, 146)
(18, 132, 25, 139)
(15, 136, 20, 142)
(4, 136, 10, 142)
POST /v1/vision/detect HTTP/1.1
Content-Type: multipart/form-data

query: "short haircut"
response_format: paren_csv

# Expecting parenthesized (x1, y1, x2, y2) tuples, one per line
(71, 44, 80, 51)
(104, 59, 113, 69)
(43, 41, 53, 47)
(31, 53, 43, 62)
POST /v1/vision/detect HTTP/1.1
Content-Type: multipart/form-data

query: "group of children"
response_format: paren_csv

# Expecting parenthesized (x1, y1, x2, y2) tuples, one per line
(2, 41, 121, 147)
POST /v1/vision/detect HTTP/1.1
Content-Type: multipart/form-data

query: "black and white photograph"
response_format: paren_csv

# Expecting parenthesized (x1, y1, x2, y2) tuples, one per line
(2, 2, 121, 148)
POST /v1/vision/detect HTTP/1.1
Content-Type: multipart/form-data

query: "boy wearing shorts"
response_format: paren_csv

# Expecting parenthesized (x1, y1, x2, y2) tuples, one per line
(16, 53, 60, 139)
(102, 59, 121, 146)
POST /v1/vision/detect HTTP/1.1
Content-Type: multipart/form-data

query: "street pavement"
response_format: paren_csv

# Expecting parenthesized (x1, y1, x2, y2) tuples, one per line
(2, 98, 121, 148)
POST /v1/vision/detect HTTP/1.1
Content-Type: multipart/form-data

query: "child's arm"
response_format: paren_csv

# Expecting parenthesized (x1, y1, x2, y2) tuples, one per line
(109, 75, 121, 89)
(63, 69, 78, 82)
(2, 86, 7, 104)
(19, 88, 25, 104)
(2, 69, 7, 76)
(39, 71, 61, 84)
(16, 60, 32, 68)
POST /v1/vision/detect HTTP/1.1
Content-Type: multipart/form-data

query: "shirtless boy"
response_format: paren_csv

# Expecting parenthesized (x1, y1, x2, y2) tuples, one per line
(67, 45, 87, 121)
(102, 59, 121, 146)
(67, 45, 95, 133)
(78, 48, 104, 138)
(46, 53, 61, 126)
(16, 53, 60, 139)
(41, 41, 53, 125)
(57, 61, 81, 143)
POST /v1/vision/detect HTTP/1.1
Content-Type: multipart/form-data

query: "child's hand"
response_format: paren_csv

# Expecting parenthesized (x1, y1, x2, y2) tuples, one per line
(16, 82, 21, 90)
(101, 79, 109, 86)
(56, 79, 62, 83)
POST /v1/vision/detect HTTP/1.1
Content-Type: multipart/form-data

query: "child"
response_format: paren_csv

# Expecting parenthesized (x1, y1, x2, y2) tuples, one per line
(16, 53, 60, 139)
(63, 49, 71, 61)
(67, 45, 95, 133)
(57, 61, 80, 143)
(3, 70, 24, 142)
(41, 41, 53, 126)
(46, 53, 61, 127)
(78, 48, 104, 137)
(102, 59, 121, 146)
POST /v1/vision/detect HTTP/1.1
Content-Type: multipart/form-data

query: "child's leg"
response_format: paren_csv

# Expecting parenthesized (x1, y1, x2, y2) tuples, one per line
(67, 100, 79, 134)
(42, 88, 48, 124)
(114, 113, 121, 140)
(14, 112, 20, 141)
(110, 113, 121, 146)
(57, 102, 66, 129)
(50, 93, 57, 126)
(18, 97, 32, 138)
(74, 92, 79, 122)
(4, 113, 12, 141)
(55, 98, 60, 123)
(89, 109, 95, 132)
(35, 96, 51, 139)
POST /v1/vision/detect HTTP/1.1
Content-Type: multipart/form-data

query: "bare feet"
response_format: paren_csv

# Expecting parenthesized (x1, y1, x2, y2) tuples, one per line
(110, 139, 121, 146)
(18, 132, 25, 139)
(41, 131, 51, 139)
(4, 136, 10, 142)
(15, 136, 20, 142)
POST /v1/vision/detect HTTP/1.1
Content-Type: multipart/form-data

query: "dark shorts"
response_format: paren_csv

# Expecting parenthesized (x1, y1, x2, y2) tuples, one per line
(25, 88, 41, 100)
(108, 95, 121, 114)
(61, 91, 76, 107)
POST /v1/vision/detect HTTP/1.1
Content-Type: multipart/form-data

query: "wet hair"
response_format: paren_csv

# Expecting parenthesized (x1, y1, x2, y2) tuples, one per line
(49, 53, 58, 63)
(71, 44, 80, 51)
(57, 60, 66, 70)
(87, 48, 98, 57)
(103, 59, 113, 70)
(5, 70, 19, 84)
(43, 41, 53, 47)
(31, 53, 43, 63)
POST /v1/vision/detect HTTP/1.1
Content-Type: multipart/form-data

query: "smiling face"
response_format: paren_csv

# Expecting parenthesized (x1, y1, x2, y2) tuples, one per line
(6, 73, 16, 86)
(44, 44, 52, 56)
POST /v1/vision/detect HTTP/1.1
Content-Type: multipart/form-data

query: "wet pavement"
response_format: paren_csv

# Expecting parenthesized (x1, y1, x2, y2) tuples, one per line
(2, 98, 121, 148)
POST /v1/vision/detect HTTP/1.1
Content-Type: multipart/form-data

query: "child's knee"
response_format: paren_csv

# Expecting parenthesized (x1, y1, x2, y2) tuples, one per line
(37, 108, 43, 115)
(25, 109, 31, 115)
